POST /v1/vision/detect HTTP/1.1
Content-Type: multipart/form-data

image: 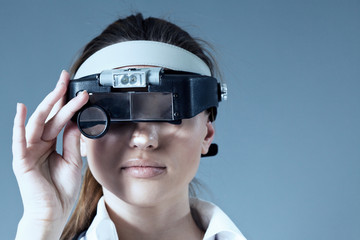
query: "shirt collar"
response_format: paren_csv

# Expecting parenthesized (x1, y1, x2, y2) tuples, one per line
(190, 198, 246, 240)
(82, 197, 246, 240)
(84, 197, 118, 240)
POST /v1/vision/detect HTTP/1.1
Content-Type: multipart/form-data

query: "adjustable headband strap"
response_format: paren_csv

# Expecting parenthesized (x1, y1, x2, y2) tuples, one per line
(74, 40, 211, 78)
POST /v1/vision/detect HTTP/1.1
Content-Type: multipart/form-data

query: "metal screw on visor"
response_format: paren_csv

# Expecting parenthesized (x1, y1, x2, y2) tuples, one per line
(220, 83, 228, 101)
(77, 105, 109, 138)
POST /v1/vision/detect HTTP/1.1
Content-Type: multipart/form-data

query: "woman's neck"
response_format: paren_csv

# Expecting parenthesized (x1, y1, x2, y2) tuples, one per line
(103, 189, 204, 240)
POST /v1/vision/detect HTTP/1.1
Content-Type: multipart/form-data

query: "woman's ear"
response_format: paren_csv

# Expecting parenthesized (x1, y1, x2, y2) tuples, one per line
(80, 135, 87, 157)
(201, 120, 215, 155)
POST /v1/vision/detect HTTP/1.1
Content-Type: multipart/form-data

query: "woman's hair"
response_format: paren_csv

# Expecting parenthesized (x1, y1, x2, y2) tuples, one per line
(61, 13, 218, 240)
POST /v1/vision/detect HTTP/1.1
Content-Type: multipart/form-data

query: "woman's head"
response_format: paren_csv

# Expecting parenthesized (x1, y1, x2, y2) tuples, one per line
(77, 12, 219, 201)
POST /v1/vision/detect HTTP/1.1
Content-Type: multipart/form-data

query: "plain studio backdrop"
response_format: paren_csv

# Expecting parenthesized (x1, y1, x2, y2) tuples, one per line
(0, 1, 359, 239)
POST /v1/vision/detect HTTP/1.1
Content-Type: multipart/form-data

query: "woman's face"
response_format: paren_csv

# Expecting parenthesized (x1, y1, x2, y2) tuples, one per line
(81, 111, 214, 206)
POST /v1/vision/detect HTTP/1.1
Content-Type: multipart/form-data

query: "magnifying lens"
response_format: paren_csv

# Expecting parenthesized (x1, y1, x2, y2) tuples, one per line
(77, 105, 109, 138)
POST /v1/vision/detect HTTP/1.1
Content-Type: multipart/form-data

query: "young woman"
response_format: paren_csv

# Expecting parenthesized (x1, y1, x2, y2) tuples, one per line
(12, 13, 246, 240)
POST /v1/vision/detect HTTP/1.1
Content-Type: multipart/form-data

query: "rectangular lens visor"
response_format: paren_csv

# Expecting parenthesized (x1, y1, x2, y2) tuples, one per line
(131, 92, 173, 120)
(88, 92, 174, 122)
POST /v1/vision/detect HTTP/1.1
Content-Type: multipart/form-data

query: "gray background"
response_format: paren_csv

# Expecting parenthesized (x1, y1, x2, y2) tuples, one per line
(1, 0, 359, 239)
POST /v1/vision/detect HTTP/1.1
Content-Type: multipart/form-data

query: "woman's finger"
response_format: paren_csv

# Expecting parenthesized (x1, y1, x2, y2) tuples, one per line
(45, 71, 71, 123)
(41, 91, 89, 141)
(12, 103, 27, 161)
(25, 71, 69, 143)
(62, 121, 83, 169)
(46, 93, 66, 123)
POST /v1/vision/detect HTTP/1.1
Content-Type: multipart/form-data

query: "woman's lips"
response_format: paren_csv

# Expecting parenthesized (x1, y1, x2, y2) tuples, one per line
(121, 159, 166, 178)
(122, 166, 166, 178)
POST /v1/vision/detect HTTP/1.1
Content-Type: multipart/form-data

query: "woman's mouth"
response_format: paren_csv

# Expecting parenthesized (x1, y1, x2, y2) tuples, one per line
(121, 166, 166, 178)
(121, 159, 166, 178)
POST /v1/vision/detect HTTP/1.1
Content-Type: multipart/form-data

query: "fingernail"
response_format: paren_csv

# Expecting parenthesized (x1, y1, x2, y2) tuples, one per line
(77, 90, 87, 96)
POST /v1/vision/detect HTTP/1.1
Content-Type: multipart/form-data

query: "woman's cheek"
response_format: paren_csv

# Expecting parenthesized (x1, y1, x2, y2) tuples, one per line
(85, 139, 123, 181)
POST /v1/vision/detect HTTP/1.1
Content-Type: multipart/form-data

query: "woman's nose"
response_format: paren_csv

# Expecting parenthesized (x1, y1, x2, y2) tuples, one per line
(129, 123, 159, 150)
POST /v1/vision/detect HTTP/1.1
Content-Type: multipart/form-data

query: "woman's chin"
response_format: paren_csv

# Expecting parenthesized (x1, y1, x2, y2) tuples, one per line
(112, 182, 172, 207)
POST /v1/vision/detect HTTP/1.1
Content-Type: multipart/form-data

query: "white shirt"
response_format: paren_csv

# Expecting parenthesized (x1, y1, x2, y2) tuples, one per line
(79, 197, 246, 240)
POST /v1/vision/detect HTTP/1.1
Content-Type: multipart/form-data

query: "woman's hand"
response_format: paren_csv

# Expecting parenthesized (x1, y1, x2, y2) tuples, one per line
(12, 70, 89, 240)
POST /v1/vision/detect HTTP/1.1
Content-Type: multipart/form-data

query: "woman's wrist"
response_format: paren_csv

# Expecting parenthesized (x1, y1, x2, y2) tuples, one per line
(15, 215, 67, 240)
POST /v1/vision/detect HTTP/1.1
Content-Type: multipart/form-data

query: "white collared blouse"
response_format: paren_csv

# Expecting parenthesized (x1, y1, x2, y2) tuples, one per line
(78, 197, 246, 240)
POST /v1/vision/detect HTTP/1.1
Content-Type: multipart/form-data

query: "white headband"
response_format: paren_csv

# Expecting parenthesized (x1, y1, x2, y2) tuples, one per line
(74, 40, 211, 78)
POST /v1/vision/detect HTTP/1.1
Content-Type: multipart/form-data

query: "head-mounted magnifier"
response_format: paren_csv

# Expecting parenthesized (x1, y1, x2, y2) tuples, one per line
(67, 41, 227, 157)
(68, 67, 226, 137)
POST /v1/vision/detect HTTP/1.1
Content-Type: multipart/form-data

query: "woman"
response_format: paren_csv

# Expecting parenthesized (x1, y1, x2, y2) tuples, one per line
(12, 13, 246, 240)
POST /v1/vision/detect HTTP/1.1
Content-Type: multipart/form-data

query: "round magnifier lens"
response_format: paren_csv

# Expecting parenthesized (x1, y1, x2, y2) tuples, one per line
(77, 106, 109, 138)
